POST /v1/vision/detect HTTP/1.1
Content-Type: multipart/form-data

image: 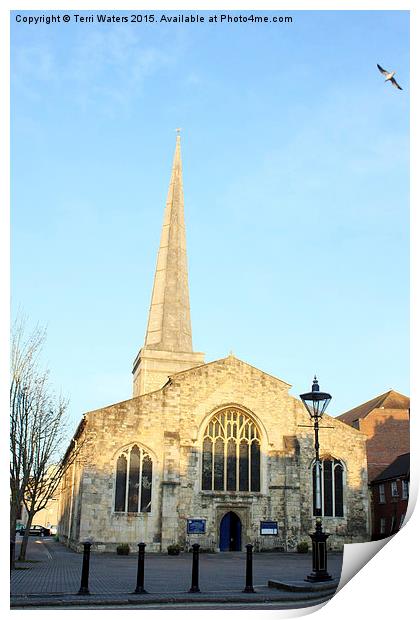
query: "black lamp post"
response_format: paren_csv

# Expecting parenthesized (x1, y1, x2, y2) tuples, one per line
(300, 376, 333, 582)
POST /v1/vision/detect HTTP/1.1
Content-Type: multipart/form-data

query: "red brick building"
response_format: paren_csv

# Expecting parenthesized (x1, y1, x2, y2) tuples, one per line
(337, 390, 409, 482)
(370, 453, 410, 540)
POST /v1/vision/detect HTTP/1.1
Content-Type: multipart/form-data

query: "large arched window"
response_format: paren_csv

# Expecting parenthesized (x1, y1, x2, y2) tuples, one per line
(114, 445, 153, 513)
(201, 409, 261, 492)
(312, 458, 344, 517)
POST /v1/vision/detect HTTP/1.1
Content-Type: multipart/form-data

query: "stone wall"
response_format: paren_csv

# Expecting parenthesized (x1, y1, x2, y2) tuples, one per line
(58, 356, 370, 552)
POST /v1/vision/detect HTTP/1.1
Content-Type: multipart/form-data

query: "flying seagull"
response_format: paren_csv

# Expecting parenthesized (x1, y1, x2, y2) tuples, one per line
(377, 64, 403, 90)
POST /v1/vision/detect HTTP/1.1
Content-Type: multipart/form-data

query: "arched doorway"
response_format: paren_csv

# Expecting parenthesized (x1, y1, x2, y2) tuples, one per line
(219, 511, 242, 551)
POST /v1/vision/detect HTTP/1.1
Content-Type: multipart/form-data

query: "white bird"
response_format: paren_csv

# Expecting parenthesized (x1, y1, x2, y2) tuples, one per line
(377, 64, 403, 90)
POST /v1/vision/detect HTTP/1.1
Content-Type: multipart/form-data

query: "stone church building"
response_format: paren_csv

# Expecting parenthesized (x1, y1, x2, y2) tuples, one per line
(57, 135, 370, 553)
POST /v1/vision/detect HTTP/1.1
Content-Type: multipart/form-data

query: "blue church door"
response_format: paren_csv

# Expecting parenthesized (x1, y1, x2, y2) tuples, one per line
(219, 511, 242, 551)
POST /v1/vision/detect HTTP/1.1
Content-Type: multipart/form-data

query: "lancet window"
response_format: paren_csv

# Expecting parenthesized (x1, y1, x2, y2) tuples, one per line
(312, 458, 344, 517)
(114, 445, 153, 513)
(201, 409, 261, 492)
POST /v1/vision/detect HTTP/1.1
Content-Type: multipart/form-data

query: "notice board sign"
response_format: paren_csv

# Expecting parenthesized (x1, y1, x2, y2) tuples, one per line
(187, 519, 206, 534)
(260, 521, 278, 535)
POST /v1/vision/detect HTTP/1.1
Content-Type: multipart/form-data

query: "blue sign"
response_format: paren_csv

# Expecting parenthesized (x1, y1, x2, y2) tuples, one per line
(187, 519, 206, 534)
(260, 521, 278, 535)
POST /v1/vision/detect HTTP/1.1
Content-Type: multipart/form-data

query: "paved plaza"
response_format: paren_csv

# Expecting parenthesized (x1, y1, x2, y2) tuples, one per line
(11, 537, 343, 609)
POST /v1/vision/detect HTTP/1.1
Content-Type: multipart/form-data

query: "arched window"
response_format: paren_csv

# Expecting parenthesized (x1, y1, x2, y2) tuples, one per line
(114, 445, 153, 513)
(312, 458, 344, 517)
(201, 409, 261, 492)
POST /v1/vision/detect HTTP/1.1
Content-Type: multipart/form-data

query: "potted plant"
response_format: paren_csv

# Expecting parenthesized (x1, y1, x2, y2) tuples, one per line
(167, 544, 181, 555)
(296, 541, 309, 553)
(116, 543, 130, 555)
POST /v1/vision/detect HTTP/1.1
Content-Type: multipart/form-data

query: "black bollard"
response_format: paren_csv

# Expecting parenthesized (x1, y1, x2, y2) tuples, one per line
(78, 542, 92, 595)
(10, 540, 15, 571)
(189, 543, 200, 592)
(243, 543, 255, 593)
(133, 542, 147, 594)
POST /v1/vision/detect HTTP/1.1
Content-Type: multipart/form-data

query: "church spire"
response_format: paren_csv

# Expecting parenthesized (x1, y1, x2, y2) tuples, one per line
(132, 133, 204, 396)
(144, 131, 192, 352)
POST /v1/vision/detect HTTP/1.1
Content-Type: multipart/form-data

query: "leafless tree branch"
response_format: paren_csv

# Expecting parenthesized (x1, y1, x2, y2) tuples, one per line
(10, 316, 80, 566)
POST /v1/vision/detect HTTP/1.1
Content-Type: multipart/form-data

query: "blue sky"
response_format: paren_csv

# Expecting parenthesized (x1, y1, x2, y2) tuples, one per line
(11, 9, 409, 436)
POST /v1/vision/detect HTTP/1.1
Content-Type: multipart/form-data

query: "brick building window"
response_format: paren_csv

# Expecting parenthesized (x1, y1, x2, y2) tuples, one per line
(390, 515, 396, 533)
(391, 480, 399, 498)
(380, 517, 386, 534)
(400, 513, 406, 527)
(402, 479, 409, 499)
(201, 408, 261, 492)
(379, 483, 386, 503)
(114, 444, 153, 513)
(312, 458, 344, 517)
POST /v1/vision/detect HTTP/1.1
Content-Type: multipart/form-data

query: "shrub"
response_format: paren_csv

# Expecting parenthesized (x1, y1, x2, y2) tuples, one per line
(167, 544, 181, 555)
(296, 541, 309, 553)
(116, 543, 130, 555)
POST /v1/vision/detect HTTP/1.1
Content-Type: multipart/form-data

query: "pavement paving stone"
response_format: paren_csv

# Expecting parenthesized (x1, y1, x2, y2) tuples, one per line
(11, 537, 343, 609)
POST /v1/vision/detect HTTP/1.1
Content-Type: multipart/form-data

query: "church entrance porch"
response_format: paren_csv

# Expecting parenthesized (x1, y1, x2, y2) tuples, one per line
(219, 511, 242, 551)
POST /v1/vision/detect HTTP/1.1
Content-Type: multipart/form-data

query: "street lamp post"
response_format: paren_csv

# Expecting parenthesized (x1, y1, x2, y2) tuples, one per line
(300, 376, 333, 582)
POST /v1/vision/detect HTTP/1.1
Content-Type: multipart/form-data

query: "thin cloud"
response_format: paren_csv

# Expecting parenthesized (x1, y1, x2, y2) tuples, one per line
(13, 27, 180, 116)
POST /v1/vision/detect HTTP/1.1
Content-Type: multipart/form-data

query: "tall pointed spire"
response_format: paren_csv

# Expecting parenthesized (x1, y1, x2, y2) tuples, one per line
(133, 133, 205, 396)
(144, 132, 192, 352)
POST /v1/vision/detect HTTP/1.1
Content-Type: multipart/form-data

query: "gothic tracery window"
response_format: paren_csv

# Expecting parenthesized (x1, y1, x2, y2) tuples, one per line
(114, 445, 153, 513)
(201, 409, 261, 492)
(312, 458, 344, 517)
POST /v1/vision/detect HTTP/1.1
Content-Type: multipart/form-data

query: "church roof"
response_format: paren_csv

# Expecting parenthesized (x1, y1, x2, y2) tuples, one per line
(81, 354, 294, 421)
(371, 452, 410, 483)
(337, 389, 409, 426)
(166, 353, 293, 389)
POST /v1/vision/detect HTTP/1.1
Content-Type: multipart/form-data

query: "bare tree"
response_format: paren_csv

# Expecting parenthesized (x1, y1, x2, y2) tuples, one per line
(18, 393, 71, 561)
(10, 317, 47, 566)
(10, 317, 78, 566)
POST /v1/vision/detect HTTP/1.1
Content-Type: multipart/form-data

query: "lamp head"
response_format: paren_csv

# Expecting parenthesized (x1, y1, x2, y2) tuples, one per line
(300, 375, 332, 420)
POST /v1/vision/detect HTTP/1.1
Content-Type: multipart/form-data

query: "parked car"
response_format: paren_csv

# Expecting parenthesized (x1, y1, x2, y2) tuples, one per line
(49, 525, 57, 535)
(15, 524, 25, 535)
(19, 525, 51, 537)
